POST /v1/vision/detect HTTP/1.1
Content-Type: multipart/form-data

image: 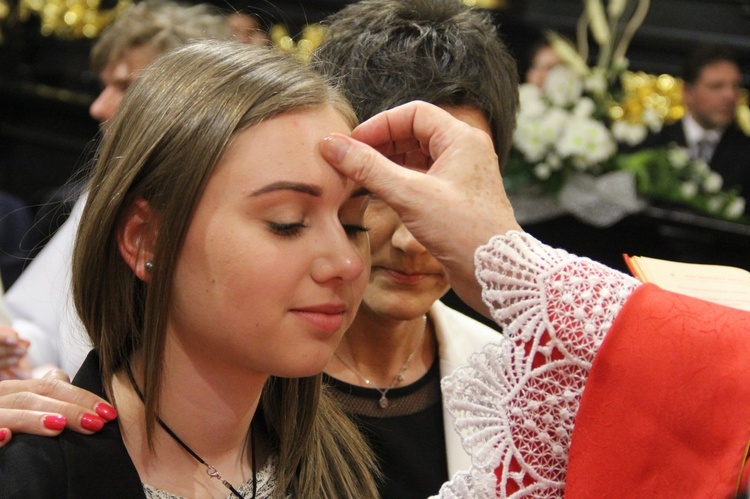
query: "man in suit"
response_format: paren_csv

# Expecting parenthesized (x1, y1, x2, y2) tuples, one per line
(639, 45, 750, 204)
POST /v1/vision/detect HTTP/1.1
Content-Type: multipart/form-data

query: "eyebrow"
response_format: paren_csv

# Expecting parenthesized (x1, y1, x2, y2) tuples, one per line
(251, 182, 370, 199)
(251, 181, 322, 197)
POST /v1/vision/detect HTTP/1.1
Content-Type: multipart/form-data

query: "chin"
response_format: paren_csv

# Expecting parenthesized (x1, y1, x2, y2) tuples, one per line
(274, 350, 335, 379)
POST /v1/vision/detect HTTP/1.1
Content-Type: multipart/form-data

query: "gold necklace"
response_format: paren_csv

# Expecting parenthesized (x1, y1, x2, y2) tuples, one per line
(334, 316, 427, 409)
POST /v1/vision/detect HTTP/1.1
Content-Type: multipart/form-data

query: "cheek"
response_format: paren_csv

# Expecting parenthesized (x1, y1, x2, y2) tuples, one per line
(348, 235, 371, 302)
(364, 205, 398, 252)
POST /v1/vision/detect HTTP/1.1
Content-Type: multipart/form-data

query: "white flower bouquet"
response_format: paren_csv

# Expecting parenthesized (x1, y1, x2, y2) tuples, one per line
(504, 0, 747, 225)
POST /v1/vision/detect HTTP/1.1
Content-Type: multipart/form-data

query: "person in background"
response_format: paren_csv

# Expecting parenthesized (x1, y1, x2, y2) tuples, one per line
(1, 0, 231, 381)
(637, 44, 750, 209)
(0, 192, 35, 289)
(226, 10, 269, 46)
(313, 0, 516, 496)
(0, 40, 379, 497)
(524, 39, 561, 88)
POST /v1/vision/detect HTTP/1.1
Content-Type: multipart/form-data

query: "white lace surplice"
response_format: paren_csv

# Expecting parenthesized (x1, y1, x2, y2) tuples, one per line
(436, 231, 640, 498)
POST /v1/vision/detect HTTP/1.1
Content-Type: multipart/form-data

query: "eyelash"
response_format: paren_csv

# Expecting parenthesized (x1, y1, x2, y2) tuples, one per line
(266, 222, 370, 238)
(267, 222, 306, 238)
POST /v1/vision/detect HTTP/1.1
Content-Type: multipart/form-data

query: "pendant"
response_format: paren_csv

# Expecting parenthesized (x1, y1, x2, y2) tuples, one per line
(378, 395, 389, 409)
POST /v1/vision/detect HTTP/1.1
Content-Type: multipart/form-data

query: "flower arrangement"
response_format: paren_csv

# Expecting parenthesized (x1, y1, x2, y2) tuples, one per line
(505, 0, 747, 226)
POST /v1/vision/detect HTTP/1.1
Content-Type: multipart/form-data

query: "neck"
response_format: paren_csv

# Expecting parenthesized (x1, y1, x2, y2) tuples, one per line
(114, 337, 268, 496)
(327, 309, 435, 387)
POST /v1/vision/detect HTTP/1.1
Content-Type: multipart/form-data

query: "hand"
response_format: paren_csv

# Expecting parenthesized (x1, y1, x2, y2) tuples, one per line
(0, 327, 29, 379)
(320, 101, 522, 314)
(0, 368, 118, 447)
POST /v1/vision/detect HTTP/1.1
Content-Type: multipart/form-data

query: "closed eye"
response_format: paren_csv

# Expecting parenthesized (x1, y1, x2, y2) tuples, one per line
(267, 221, 306, 238)
(343, 224, 370, 238)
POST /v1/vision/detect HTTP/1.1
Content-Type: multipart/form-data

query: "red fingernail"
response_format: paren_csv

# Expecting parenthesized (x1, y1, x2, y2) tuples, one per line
(43, 415, 67, 431)
(80, 413, 105, 432)
(0, 429, 7, 441)
(95, 402, 118, 421)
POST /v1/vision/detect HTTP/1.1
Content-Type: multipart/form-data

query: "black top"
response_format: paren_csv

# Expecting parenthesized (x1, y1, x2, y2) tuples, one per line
(324, 357, 448, 499)
(0, 350, 145, 498)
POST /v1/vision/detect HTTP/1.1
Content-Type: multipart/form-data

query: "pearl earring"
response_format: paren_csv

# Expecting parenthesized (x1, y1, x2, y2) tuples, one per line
(145, 261, 154, 273)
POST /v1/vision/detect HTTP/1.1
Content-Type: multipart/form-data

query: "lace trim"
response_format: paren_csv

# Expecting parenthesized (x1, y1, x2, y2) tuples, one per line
(436, 231, 639, 498)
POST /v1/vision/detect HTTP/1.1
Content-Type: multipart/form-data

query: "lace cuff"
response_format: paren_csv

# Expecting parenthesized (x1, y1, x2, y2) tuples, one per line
(436, 231, 639, 498)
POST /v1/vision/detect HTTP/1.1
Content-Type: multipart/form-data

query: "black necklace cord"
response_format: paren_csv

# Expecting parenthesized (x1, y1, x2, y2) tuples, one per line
(124, 363, 257, 498)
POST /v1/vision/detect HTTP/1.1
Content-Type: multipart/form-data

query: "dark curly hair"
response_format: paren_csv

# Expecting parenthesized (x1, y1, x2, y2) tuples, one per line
(312, 0, 519, 169)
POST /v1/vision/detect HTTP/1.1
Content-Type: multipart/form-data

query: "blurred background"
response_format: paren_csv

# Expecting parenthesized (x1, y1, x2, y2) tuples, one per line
(1, 0, 749, 277)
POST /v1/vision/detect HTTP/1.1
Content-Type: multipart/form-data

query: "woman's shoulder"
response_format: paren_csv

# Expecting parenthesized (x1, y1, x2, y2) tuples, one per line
(0, 432, 67, 497)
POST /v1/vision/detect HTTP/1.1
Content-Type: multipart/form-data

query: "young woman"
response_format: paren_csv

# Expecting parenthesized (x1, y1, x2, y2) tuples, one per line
(0, 41, 378, 498)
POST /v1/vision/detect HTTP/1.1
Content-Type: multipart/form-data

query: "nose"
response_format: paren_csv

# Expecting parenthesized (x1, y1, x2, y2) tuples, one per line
(391, 222, 428, 255)
(311, 227, 367, 285)
(89, 87, 119, 123)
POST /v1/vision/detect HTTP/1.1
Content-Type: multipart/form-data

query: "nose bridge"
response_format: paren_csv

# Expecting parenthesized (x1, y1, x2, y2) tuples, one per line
(392, 220, 427, 255)
(312, 221, 365, 284)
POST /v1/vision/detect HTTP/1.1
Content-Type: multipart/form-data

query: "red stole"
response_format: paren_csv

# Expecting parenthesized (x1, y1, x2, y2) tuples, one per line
(565, 283, 750, 497)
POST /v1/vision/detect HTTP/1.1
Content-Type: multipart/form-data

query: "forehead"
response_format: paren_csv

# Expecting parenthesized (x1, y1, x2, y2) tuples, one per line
(101, 43, 161, 82)
(214, 106, 353, 185)
(697, 61, 741, 84)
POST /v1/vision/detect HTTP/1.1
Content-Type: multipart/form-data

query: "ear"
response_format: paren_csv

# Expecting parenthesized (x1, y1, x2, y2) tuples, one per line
(118, 198, 159, 282)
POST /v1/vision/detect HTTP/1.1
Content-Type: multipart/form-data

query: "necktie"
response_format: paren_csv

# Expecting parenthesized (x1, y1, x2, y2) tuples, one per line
(695, 131, 719, 163)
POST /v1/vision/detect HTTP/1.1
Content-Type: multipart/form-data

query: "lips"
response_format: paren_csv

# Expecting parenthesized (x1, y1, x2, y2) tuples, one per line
(290, 303, 347, 333)
(377, 266, 440, 285)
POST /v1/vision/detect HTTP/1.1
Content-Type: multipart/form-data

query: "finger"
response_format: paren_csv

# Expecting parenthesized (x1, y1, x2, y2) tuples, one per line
(0, 357, 20, 370)
(0, 344, 26, 358)
(320, 133, 429, 211)
(0, 327, 20, 344)
(351, 101, 461, 159)
(0, 377, 117, 435)
(0, 407, 68, 437)
(0, 427, 10, 448)
(36, 370, 118, 424)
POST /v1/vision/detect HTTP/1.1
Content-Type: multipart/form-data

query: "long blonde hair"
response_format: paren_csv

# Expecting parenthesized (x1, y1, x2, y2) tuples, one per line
(73, 41, 378, 498)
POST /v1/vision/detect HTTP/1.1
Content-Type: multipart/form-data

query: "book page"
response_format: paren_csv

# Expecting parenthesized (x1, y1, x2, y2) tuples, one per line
(624, 255, 750, 312)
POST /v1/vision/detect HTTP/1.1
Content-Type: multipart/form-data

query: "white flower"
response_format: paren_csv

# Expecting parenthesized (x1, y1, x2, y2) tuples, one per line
(573, 97, 596, 118)
(680, 181, 698, 199)
(544, 65, 583, 107)
(702, 172, 723, 193)
(706, 196, 724, 214)
(611, 120, 647, 146)
(518, 83, 547, 119)
(547, 153, 563, 170)
(584, 69, 608, 96)
(725, 197, 746, 219)
(557, 116, 616, 168)
(534, 163, 552, 180)
(612, 56, 630, 73)
(667, 147, 690, 169)
(642, 109, 663, 132)
(514, 119, 555, 163)
(541, 107, 570, 141)
(692, 159, 710, 176)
